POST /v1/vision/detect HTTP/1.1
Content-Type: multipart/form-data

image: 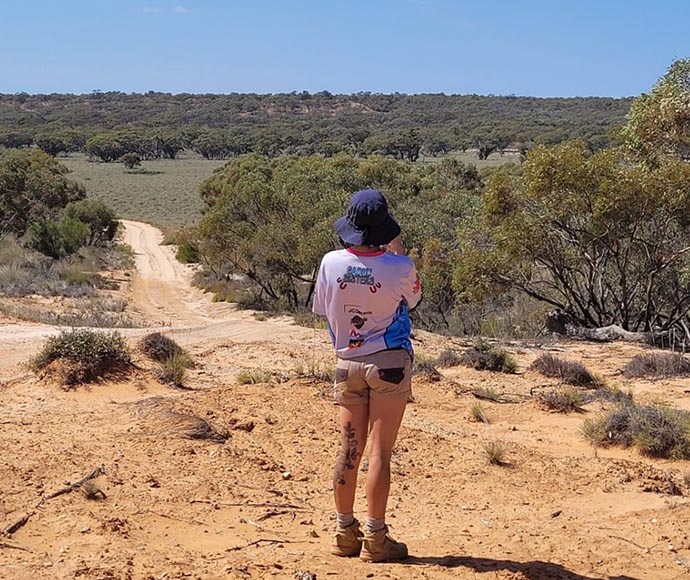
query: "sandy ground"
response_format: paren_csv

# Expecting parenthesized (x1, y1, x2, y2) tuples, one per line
(2, 222, 690, 580)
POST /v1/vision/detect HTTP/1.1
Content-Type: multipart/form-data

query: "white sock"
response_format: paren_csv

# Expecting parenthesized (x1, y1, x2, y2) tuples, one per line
(365, 516, 386, 533)
(336, 512, 355, 528)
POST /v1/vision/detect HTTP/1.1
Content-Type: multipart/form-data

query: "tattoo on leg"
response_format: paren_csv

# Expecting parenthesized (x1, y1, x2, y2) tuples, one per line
(334, 421, 358, 486)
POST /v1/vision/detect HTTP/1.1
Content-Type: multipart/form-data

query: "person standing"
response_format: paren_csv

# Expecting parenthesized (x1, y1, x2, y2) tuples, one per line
(312, 189, 422, 562)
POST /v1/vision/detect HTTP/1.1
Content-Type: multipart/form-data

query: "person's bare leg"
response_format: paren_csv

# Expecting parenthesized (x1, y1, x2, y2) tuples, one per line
(334, 403, 369, 514)
(365, 397, 407, 518)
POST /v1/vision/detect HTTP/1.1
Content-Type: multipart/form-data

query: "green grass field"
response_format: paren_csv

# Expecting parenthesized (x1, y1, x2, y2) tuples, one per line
(419, 150, 521, 167)
(61, 150, 518, 231)
(62, 153, 226, 230)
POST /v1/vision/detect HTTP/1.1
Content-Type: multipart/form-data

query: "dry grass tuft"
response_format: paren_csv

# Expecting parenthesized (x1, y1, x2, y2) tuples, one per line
(160, 410, 230, 443)
(622, 352, 690, 378)
(140, 332, 193, 387)
(483, 439, 507, 465)
(236, 369, 274, 385)
(291, 356, 336, 383)
(536, 387, 584, 413)
(582, 402, 690, 459)
(531, 353, 600, 387)
(413, 353, 442, 381)
(469, 402, 489, 423)
(460, 340, 517, 374)
(155, 353, 192, 388)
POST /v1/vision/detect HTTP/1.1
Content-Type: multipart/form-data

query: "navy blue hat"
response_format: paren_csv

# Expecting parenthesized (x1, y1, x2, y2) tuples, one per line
(334, 189, 401, 246)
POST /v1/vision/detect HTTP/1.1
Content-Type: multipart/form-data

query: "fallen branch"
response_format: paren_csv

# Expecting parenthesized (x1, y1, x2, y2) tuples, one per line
(226, 538, 293, 552)
(608, 535, 658, 553)
(471, 392, 523, 404)
(143, 510, 208, 527)
(0, 541, 32, 553)
(42, 466, 106, 502)
(257, 510, 290, 521)
(2, 513, 33, 537)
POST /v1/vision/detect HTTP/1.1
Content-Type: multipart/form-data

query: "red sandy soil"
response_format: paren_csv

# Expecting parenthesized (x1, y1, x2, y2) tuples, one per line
(1, 222, 690, 580)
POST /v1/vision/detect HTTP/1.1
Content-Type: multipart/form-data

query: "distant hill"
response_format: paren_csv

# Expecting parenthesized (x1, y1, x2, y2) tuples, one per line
(0, 92, 633, 150)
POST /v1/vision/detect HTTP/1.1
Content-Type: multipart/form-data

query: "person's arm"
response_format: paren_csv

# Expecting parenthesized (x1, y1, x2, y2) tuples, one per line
(401, 262, 422, 310)
(312, 259, 327, 316)
(387, 235, 407, 256)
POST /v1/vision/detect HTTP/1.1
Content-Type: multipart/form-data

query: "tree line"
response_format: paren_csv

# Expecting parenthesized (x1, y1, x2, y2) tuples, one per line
(0, 92, 632, 162)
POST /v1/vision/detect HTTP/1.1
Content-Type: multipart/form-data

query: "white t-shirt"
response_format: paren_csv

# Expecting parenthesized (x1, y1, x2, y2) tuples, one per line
(312, 248, 422, 359)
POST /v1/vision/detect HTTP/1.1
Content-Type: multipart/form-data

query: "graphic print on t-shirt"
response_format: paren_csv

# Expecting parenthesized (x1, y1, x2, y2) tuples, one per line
(337, 266, 383, 294)
(345, 304, 372, 349)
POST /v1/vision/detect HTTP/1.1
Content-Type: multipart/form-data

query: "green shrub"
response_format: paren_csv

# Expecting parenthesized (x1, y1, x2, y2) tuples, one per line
(120, 153, 141, 170)
(176, 242, 199, 264)
(531, 353, 600, 387)
(461, 340, 517, 373)
(622, 352, 690, 378)
(63, 199, 118, 246)
(582, 402, 690, 459)
(29, 216, 89, 259)
(156, 353, 191, 387)
(29, 329, 131, 385)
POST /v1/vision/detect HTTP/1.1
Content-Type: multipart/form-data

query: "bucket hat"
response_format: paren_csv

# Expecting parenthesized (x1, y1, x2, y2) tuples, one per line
(334, 189, 401, 247)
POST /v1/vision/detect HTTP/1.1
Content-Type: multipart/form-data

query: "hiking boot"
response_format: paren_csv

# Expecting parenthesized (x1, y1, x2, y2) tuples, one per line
(330, 519, 362, 557)
(360, 526, 408, 562)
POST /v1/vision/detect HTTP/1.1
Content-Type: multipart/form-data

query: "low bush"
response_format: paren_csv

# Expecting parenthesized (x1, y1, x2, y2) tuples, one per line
(531, 353, 600, 387)
(585, 384, 633, 405)
(139, 332, 186, 363)
(139, 333, 193, 387)
(582, 402, 690, 459)
(28, 216, 89, 259)
(436, 348, 463, 368)
(29, 329, 131, 385)
(536, 387, 584, 413)
(413, 353, 442, 381)
(622, 352, 690, 378)
(63, 199, 118, 246)
(176, 242, 199, 264)
(460, 340, 517, 374)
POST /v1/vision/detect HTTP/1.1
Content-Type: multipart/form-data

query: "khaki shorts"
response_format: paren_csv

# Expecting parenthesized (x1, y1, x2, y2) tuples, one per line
(334, 349, 413, 405)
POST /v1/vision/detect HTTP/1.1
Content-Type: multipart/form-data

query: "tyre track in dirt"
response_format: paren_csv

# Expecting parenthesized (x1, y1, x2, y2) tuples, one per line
(0, 220, 325, 376)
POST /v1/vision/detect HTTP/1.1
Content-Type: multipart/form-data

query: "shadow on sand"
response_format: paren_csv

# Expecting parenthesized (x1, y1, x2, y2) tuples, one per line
(405, 555, 640, 580)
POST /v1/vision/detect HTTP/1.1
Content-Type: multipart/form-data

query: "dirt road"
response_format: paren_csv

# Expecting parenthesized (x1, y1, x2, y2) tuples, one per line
(2, 222, 690, 579)
(0, 220, 322, 376)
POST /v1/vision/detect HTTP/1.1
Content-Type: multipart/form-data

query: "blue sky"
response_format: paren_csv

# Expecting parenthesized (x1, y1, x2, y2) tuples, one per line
(0, 0, 687, 97)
